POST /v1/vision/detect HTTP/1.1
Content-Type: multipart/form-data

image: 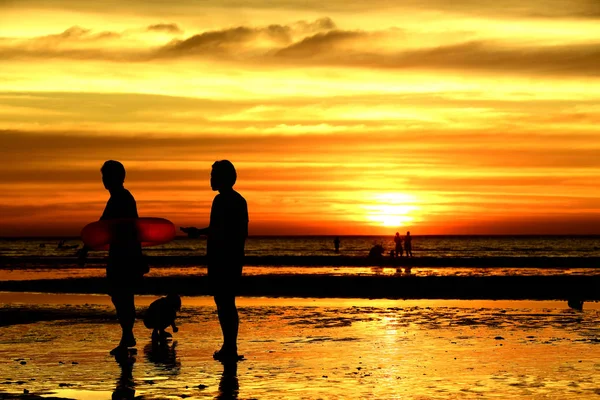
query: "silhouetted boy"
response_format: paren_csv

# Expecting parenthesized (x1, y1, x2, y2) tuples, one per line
(180, 160, 248, 361)
(405, 231, 413, 257)
(394, 232, 403, 257)
(144, 294, 181, 342)
(78, 160, 146, 355)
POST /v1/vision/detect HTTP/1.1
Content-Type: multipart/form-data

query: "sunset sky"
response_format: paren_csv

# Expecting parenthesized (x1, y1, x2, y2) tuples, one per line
(1, 0, 599, 236)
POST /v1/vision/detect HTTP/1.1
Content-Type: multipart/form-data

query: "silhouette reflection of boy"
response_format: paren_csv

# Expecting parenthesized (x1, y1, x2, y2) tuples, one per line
(112, 352, 136, 400)
(79, 160, 145, 355)
(394, 232, 403, 257)
(181, 160, 248, 361)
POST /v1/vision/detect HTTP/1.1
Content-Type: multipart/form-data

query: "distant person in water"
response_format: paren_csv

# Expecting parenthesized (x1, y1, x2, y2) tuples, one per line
(404, 231, 413, 257)
(180, 160, 248, 361)
(144, 294, 181, 343)
(394, 232, 403, 257)
(57, 240, 78, 250)
(78, 160, 147, 355)
(333, 236, 340, 252)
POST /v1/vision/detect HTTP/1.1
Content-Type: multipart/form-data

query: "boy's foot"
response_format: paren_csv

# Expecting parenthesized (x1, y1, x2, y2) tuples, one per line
(110, 335, 136, 355)
(110, 345, 137, 357)
(213, 349, 244, 362)
(160, 331, 173, 339)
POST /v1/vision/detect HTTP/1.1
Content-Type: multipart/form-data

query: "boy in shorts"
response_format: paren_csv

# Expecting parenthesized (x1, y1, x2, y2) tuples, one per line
(181, 160, 248, 361)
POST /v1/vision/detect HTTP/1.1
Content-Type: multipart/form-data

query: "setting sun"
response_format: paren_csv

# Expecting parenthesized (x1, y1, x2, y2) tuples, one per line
(362, 193, 419, 227)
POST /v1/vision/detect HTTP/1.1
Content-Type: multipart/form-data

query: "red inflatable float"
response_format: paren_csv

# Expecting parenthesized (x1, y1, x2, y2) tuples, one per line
(81, 217, 176, 250)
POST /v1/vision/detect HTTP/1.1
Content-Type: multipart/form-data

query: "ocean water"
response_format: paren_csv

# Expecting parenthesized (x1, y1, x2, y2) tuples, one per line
(2, 235, 600, 258)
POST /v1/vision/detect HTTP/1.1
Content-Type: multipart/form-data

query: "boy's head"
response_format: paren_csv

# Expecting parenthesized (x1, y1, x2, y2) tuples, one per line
(166, 293, 181, 311)
(101, 160, 126, 190)
(210, 160, 236, 191)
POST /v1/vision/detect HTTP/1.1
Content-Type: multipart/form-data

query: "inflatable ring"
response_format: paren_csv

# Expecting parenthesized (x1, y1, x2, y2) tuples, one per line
(81, 217, 176, 250)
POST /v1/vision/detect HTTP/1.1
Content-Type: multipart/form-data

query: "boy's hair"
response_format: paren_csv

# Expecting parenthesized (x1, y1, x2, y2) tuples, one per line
(166, 293, 181, 310)
(212, 160, 237, 188)
(101, 160, 126, 183)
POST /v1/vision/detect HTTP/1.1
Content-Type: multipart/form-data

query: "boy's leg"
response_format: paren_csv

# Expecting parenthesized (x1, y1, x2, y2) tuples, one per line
(111, 288, 136, 347)
(214, 294, 239, 354)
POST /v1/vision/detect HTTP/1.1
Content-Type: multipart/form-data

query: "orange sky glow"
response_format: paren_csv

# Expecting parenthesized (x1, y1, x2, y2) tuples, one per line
(1, 0, 599, 236)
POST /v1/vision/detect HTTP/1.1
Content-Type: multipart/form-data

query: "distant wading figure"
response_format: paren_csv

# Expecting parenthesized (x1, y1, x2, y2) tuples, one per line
(180, 160, 249, 361)
(394, 232, 403, 257)
(405, 231, 413, 257)
(78, 160, 146, 355)
(334, 236, 340, 252)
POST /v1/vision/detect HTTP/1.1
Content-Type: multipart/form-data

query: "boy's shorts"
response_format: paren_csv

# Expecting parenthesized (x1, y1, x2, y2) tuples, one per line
(207, 264, 243, 296)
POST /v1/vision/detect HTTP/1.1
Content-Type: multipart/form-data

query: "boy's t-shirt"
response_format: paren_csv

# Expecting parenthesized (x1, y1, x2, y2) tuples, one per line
(100, 187, 144, 278)
(207, 190, 249, 271)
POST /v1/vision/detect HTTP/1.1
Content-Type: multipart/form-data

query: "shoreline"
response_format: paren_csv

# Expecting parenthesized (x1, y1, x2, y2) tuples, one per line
(2, 255, 600, 268)
(2, 293, 598, 328)
(0, 274, 598, 300)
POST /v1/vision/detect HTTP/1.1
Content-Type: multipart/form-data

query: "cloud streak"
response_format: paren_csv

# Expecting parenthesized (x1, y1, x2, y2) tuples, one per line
(147, 23, 183, 34)
(1, 21, 600, 77)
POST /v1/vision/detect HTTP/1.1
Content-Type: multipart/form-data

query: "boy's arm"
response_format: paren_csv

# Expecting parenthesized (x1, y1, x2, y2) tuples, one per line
(171, 320, 178, 332)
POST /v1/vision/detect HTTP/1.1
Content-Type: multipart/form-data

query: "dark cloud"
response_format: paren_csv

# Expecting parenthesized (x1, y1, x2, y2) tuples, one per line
(37, 25, 121, 43)
(272, 37, 600, 77)
(158, 24, 292, 56)
(1, 129, 599, 176)
(0, 26, 125, 60)
(292, 17, 336, 33)
(274, 30, 366, 58)
(3, 21, 600, 78)
(147, 23, 183, 34)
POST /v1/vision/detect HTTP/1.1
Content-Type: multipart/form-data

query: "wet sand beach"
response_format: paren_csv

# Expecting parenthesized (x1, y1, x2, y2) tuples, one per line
(1, 293, 599, 399)
(1, 274, 599, 300)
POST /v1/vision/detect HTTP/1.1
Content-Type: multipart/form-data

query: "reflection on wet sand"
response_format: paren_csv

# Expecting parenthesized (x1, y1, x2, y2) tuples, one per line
(144, 340, 180, 376)
(113, 351, 136, 400)
(1, 295, 599, 399)
(216, 361, 239, 400)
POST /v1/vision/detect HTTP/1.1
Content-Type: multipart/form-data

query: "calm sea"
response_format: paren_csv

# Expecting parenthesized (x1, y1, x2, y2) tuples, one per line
(1, 235, 600, 258)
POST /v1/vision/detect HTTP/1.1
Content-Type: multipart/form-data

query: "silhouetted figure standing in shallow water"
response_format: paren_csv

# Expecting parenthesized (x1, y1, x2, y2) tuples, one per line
(180, 160, 248, 361)
(405, 231, 413, 257)
(333, 236, 340, 252)
(78, 160, 146, 355)
(394, 232, 403, 257)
